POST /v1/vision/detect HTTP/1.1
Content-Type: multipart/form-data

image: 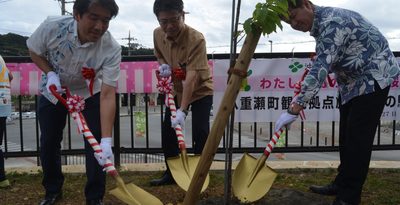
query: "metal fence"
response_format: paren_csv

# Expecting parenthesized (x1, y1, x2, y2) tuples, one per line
(2, 52, 400, 167)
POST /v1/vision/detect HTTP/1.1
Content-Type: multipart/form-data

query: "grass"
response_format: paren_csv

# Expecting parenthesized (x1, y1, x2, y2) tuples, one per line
(0, 168, 399, 205)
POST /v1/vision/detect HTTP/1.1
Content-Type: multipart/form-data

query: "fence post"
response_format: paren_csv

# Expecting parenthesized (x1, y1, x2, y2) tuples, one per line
(114, 94, 121, 167)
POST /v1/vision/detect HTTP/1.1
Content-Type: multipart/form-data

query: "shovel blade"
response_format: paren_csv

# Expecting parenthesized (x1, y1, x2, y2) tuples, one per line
(167, 154, 210, 192)
(110, 182, 163, 205)
(232, 153, 277, 203)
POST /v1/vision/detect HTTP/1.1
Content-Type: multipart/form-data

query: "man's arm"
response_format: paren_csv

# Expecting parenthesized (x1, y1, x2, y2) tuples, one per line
(100, 83, 116, 138)
(179, 34, 208, 110)
(180, 70, 197, 110)
(29, 50, 53, 74)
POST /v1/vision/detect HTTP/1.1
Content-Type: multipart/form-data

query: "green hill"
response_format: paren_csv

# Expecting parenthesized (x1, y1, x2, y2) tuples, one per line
(0, 32, 153, 57)
(0, 33, 29, 56)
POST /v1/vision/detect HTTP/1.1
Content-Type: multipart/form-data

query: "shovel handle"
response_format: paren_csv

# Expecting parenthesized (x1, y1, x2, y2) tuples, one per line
(50, 85, 118, 177)
(155, 71, 186, 151)
(263, 129, 285, 159)
(166, 93, 186, 151)
(73, 112, 118, 176)
(293, 68, 309, 121)
(76, 112, 118, 177)
(49, 85, 71, 108)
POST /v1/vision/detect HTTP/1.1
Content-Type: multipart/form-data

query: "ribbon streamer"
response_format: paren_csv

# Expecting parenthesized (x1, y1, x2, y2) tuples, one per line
(82, 67, 96, 96)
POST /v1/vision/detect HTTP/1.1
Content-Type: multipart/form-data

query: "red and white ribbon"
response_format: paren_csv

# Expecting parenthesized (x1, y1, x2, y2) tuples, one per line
(263, 129, 285, 157)
(49, 86, 117, 176)
(72, 111, 117, 176)
(166, 93, 185, 149)
(156, 76, 173, 105)
(156, 73, 186, 150)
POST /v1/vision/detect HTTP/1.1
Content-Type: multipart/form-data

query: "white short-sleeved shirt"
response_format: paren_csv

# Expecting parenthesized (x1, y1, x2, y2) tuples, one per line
(27, 16, 121, 104)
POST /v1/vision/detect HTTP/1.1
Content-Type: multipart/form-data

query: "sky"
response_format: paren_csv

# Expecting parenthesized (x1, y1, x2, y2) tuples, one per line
(1, 0, 400, 54)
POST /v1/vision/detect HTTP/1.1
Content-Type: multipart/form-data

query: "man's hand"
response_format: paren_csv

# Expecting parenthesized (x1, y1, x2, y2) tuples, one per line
(171, 109, 186, 128)
(46, 71, 62, 93)
(274, 112, 298, 132)
(158, 64, 171, 77)
(93, 137, 114, 167)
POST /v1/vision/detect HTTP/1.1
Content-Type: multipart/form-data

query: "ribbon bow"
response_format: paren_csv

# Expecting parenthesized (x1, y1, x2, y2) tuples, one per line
(156, 76, 174, 106)
(82, 67, 95, 96)
(156, 76, 173, 94)
(66, 95, 85, 113)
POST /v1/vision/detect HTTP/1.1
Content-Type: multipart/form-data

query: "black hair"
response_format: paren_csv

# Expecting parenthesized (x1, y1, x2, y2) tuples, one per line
(288, 0, 305, 9)
(153, 0, 184, 17)
(73, 0, 119, 18)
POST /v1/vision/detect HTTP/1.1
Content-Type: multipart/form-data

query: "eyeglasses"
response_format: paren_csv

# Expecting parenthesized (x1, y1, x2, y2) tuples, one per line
(158, 15, 181, 26)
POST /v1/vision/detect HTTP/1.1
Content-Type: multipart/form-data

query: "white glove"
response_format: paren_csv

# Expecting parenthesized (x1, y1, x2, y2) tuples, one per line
(46, 71, 62, 93)
(274, 112, 298, 133)
(94, 137, 114, 167)
(171, 109, 186, 128)
(158, 64, 171, 77)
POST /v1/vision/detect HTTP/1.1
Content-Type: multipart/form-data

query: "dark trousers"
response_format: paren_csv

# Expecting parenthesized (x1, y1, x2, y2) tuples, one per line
(0, 117, 6, 181)
(162, 95, 213, 159)
(38, 93, 105, 200)
(335, 83, 389, 204)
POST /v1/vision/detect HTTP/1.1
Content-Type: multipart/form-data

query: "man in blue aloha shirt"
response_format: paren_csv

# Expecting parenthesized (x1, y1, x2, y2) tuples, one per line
(274, 0, 400, 205)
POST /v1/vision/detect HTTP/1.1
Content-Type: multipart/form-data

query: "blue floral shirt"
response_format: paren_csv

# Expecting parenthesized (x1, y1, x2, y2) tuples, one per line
(296, 5, 400, 106)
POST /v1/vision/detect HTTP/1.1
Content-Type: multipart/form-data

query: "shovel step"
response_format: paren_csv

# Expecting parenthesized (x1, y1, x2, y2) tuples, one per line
(167, 154, 210, 192)
(110, 182, 163, 205)
(232, 153, 277, 203)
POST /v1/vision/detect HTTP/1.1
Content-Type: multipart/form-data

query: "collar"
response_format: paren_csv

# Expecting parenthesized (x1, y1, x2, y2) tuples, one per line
(310, 5, 321, 37)
(164, 24, 188, 45)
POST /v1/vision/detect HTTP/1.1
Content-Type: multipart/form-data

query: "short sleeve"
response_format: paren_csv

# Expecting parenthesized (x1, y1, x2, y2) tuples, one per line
(101, 37, 121, 87)
(26, 17, 51, 56)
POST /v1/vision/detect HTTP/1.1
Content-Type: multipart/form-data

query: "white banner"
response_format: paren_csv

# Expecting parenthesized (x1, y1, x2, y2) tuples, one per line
(212, 57, 400, 122)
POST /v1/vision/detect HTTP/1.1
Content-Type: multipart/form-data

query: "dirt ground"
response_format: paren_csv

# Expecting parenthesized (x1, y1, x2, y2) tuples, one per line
(0, 170, 331, 205)
(1, 169, 399, 205)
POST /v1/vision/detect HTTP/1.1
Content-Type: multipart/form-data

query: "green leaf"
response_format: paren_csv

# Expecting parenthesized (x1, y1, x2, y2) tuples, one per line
(243, 0, 290, 35)
(243, 18, 254, 34)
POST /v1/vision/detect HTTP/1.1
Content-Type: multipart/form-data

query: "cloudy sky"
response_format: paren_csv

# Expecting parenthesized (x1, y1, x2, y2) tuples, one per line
(1, 0, 399, 54)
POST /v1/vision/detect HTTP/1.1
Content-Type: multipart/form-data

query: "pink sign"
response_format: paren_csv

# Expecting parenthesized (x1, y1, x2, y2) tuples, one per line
(7, 63, 41, 95)
(6, 61, 214, 95)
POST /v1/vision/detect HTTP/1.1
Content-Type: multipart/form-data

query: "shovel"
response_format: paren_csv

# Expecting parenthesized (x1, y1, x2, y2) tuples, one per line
(232, 129, 286, 203)
(50, 85, 163, 205)
(156, 73, 210, 192)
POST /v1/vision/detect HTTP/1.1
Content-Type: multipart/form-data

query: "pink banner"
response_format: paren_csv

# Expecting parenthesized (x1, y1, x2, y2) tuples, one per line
(7, 63, 41, 96)
(6, 61, 214, 95)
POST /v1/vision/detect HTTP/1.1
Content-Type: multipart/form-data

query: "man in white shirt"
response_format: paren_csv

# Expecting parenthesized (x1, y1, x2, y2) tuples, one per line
(26, 0, 120, 204)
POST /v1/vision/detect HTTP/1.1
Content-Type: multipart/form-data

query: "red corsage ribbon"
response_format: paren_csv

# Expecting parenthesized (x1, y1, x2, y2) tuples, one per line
(172, 68, 186, 80)
(82, 67, 95, 96)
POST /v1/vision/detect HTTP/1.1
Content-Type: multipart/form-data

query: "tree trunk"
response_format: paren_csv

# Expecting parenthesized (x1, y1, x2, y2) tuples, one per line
(183, 29, 262, 205)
